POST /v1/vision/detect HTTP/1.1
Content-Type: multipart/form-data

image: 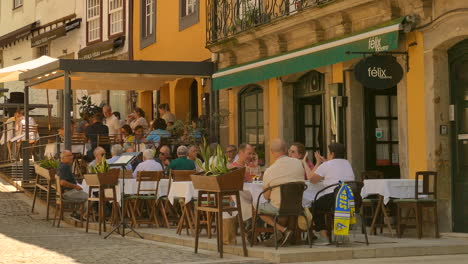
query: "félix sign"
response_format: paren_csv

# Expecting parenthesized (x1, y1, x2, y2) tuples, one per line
(354, 55, 403, 89)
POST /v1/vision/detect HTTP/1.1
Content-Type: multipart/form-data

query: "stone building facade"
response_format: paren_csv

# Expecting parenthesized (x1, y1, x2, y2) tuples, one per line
(207, 0, 468, 232)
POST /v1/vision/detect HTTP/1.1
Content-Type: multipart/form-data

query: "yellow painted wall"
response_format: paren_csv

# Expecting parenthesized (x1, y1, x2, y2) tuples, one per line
(406, 31, 427, 178)
(268, 78, 280, 142)
(228, 89, 236, 145)
(133, 0, 211, 62)
(137, 91, 153, 122)
(332, 63, 344, 83)
(159, 84, 170, 105)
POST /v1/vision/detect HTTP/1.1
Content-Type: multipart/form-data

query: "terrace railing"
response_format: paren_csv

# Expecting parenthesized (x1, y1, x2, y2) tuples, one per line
(207, 0, 337, 44)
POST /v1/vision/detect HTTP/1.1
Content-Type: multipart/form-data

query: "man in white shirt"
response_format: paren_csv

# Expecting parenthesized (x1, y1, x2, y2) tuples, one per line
(133, 149, 162, 178)
(260, 139, 304, 247)
(303, 142, 355, 245)
(103, 105, 121, 138)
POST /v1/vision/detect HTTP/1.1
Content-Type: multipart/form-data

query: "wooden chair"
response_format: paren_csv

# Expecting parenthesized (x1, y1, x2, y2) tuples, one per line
(361, 170, 385, 234)
(127, 171, 169, 228)
(84, 169, 120, 235)
(31, 166, 56, 221)
(52, 175, 87, 228)
(71, 133, 86, 179)
(97, 135, 113, 158)
(251, 182, 312, 249)
(169, 170, 197, 235)
(395, 171, 439, 239)
(312, 181, 369, 246)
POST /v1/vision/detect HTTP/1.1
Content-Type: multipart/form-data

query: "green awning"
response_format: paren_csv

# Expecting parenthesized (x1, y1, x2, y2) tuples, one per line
(213, 17, 405, 90)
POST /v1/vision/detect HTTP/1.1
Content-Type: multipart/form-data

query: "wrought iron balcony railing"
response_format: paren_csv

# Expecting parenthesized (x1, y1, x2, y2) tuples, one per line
(207, 0, 337, 44)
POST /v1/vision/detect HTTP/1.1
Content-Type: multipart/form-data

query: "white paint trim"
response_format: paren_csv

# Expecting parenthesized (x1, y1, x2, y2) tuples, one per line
(213, 23, 402, 78)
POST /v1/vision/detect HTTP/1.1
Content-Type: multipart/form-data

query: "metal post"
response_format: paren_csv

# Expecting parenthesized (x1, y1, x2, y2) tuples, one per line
(23, 86, 30, 181)
(64, 71, 72, 150)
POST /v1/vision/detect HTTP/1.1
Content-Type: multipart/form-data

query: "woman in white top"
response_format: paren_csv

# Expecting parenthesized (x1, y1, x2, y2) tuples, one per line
(157, 103, 176, 126)
(126, 107, 148, 132)
(302, 142, 355, 245)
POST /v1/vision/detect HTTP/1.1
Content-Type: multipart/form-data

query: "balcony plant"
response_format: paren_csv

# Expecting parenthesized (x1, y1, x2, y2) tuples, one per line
(191, 138, 245, 192)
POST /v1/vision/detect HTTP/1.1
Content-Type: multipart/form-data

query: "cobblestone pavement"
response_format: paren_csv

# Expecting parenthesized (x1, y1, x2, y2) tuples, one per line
(0, 182, 266, 264)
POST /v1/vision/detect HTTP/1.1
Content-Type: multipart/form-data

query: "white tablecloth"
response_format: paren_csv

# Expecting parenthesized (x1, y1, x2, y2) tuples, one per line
(81, 178, 169, 203)
(360, 179, 421, 205)
(167, 181, 198, 205)
(44, 143, 88, 157)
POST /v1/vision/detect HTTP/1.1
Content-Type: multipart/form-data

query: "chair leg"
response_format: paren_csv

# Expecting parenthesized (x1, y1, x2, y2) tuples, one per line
(396, 205, 401, 238)
(194, 209, 200, 254)
(52, 204, 59, 227)
(416, 205, 422, 239)
(433, 204, 439, 238)
(57, 205, 63, 228)
(273, 215, 279, 250)
(217, 194, 224, 258)
(158, 199, 170, 228)
(360, 207, 369, 246)
(31, 181, 38, 213)
(235, 193, 248, 257)
(86, 199, 91, 233)
(45, 181, 52, 221)
(251, 210, 258, 247)
(206, 212, 212, 239)
(304, 214, 312, 248)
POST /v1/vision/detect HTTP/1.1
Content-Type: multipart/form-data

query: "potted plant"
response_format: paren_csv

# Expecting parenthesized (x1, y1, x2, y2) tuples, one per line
(34, 157, 60, 181)
(191, 139, 245, 192)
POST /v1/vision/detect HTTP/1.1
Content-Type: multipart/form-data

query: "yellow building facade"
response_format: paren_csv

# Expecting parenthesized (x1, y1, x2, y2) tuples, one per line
(132, 0, 211, 122)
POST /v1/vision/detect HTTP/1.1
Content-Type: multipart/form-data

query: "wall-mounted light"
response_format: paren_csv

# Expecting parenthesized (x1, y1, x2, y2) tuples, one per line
(201, 77, 209, 87)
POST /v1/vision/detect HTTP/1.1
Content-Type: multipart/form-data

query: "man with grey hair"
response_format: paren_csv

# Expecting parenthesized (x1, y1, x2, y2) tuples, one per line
(107, 144, 132, 171)
(88, 146, 106, 173)
(260, 138, 304, 247)
(132, 149, 162, 178)
(168, 145, 195, 171)
(57, 150, 88, 220)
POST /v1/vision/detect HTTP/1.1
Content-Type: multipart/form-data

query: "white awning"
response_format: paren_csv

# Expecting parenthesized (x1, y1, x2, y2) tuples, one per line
(0, 56, 58, 83)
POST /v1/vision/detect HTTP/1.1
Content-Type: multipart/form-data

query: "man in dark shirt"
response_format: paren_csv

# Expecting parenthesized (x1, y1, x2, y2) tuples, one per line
(57, 150, 88, 202)
(168, 145, 195, 171)
(85, 112, 109, 161)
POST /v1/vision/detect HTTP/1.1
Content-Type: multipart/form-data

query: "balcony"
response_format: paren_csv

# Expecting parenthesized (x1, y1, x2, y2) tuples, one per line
(206, 0, 337, 45)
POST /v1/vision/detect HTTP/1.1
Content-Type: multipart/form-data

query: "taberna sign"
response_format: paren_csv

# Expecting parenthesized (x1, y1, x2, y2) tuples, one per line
(354, 55, 404, 89)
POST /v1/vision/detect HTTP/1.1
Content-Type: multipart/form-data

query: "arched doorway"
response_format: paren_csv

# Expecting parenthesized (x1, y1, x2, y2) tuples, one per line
(449, 39, 468, 232)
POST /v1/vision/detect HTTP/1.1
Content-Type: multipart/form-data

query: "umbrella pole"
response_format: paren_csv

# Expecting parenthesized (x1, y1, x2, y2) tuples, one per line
(46, 89, 51, 133)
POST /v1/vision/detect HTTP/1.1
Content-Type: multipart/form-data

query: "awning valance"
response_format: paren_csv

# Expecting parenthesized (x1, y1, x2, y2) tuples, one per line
(212, 17, 405, 90)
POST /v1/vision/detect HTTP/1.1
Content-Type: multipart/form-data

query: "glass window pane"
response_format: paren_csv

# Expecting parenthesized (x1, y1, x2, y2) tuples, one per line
(257, 94, 263, 109)
(304, 105, 313, 125)
(376, 120, 389, 141)
(258, 110, 263, 125)
(376, 144, 390, 166)
(315, 104, 321, 125)
(246, 129, 257, 145)
(245, 111, 257, 127)
(315, 127, 320, 147)
(392, 144, 399, 165)
(375, 96, 388, 117)
(245, 94, 256, 110)
(391, 120, 399, 141)
(258, 128, 264, 144)
(305, 127, 314, 148)
(391, 96, 398, 117)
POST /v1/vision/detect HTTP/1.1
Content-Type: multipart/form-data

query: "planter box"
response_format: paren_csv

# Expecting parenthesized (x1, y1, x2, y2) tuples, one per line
(191, 167, 245, 192)
(34, 163, 56, 181)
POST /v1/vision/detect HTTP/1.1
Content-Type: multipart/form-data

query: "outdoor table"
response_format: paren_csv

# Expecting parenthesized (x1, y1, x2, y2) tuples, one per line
(360, 179, 422, 236)
(81, 178, 169, 204)
(167, 181, 198, 205)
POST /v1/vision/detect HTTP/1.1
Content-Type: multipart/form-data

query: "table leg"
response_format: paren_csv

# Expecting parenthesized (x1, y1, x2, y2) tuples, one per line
(379, 197, 394, 237)
(369, 196, 382, 235)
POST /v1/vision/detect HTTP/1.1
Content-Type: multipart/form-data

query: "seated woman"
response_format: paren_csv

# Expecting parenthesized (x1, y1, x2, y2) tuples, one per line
(133, 125, 146, 144)
(120, 124, 134, 143)
(146, 118, 170, 144)
(288, 142, 314, 180)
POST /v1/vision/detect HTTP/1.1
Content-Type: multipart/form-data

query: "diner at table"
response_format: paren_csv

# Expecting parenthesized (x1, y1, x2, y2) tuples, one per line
(133, 149, 163, 178)
(168, 146, 196, 171)
(87, 147, 106, 173)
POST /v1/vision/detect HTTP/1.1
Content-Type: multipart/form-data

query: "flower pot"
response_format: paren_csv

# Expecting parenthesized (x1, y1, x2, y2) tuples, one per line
(34, 163, 56, 181)
(191, 167, 246, 192)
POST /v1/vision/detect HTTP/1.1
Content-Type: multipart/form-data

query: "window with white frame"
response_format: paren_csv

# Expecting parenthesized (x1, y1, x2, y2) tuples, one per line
(13, 0, 23, 9)
(179, 0, 199, 31)
(140, 0, 156, 49)
(109, 0, 124, 36)
(182, 0, 196, 17)
(87, 0, 101, 43)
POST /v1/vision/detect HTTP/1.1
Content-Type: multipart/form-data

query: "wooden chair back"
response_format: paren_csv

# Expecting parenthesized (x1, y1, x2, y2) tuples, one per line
(170, 170, 195, 182)
(415, 171, 437, 199)
(84, 169, 120, 186)
(361, 170, 384, 180)
(136, 171, 164, 196)
(71, 133, 86, 155)
(278, 182, 307, 215)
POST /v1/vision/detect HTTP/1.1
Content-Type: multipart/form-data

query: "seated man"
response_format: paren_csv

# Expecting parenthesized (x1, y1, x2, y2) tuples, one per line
(187, 144, 203, 172)
(168, 146, 195, 171)
(133, 149, 163, 178)
(155, 145, 171, 176)
(304, 142, 355, 246)
(107, 144, 132, 171)
(260, 139, 304, 247)
(57, 150, 88, 220)
(229, 143, 256, 182)
(226, 145, 239, 166)
(87, 146, 106, 173)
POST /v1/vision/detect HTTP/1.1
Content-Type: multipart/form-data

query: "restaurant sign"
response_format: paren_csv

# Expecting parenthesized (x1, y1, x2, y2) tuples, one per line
(78, 36, 125, 60)
(354, 55, 403, 89)
(31, 19, 81, 47)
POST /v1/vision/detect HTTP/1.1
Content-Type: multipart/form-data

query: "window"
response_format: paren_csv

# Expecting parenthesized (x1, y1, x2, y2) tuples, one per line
(37, 44, 49, 57)
(109, 0, 124, 36)
(179, 0, 199, 31)
(239, 85, 265, 162)
(13, 0, 23, 9)
(87, 0, 102, 43)
(140, 0, 156, 49)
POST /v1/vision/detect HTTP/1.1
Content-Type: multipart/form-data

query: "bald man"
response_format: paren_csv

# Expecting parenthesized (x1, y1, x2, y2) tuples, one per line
(260, 139, 304, 247)
(57, 150, 88, 220)
(103, 105, 121, 138)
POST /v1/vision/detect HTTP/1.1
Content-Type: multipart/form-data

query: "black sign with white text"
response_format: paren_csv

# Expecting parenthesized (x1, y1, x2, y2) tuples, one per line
(354, 55, 404, 89)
